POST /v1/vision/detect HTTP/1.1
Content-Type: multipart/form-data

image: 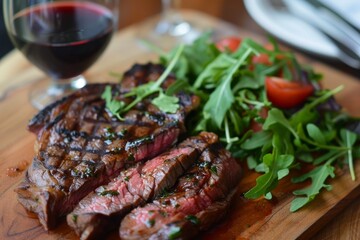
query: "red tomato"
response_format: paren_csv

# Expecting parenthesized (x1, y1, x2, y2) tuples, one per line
(252, 53, 271, 65)
(251, 43, 273, 65)
(265, 76, 314, 109)
(216, 37, 242, 52)
(263, 43, 275, 51)
(251, 43, 289, 67)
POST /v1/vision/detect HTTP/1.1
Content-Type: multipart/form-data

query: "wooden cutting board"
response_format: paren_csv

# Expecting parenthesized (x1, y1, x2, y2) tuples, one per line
(0, 10, 359, 240)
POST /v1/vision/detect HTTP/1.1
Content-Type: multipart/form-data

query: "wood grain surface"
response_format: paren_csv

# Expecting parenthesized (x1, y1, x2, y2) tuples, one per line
(0, 10, 359, 240)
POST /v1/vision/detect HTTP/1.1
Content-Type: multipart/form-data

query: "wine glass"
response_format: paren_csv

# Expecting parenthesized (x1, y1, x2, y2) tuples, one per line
(136, 0, 205, 50)
(3, 0, 119, 109)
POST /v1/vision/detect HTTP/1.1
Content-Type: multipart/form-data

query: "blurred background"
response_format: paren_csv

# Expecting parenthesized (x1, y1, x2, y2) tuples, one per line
(0, 0, 259, 59)
(0, 2, 13, 58)
(1, 0, 359, 76)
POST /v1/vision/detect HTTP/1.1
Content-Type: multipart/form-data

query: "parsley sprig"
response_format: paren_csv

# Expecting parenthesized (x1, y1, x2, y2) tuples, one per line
(101, 44, 185, 119)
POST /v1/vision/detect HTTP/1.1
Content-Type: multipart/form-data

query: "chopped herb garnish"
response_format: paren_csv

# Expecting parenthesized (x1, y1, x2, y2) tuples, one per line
(124, 176, 130, 182)
(210, 165, 218, 175)
(185, 173, 195, 180)
(159, 188, 170, 198)
(145, 112, 165, 125)
(185, 215, 200, 225)
(83, 167, 95, 178)
(126, 136, 154, 149)
(71, 166, 95, 179)
(199, 161, 211, 169)
(72, 214, 78, 223)
(98, 190, 119, 197)
(103, 127, 117, 140)
(127, 153, 135, 162)
(117, 129, 128, 138)
(111, 147, 122, 154)
(145, 219, 155, 228)
(159, 210, 168, 217)
(168, 226, 181, 240)
(161, 200, 170, 206)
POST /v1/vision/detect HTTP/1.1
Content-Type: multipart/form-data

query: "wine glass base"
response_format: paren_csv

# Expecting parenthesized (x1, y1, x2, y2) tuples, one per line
(136, 12, 239, 51)
(136, 16, 205, 51)
(30, 75, 87, 110)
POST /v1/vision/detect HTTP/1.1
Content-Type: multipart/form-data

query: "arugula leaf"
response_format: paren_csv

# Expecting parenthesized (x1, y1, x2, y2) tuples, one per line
(165, 79, 190, 95)
(160, 32, 219, 82)
(297, 123, 348, 151)
(203, 48, 253, 128)
(152, 92, 179, 113)
(228, 109, 243, 135)
(193, 53, 236, 89)
(101, 86, 125, 120)
(233, 75, 262, 90)
(306, 123, 326, 145)
(290, 86, 344, 127)
(313, 150, 345, 165)
(245, 153, 294, 199)
(241, 131, 272, 150)
(247, 155, 259, 170)
(263, 108, 298, 139)
(290, 162, 335, 212)
(103, 44, 185, 119)
(245, 133, 294, 199)
(340, 129, 358, 180)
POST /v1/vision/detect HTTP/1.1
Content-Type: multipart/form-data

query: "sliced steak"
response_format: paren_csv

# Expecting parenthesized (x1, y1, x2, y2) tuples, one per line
(67, 132, 218, 240)
(16, 63, 199, 230)
(119, 143, 242, 240)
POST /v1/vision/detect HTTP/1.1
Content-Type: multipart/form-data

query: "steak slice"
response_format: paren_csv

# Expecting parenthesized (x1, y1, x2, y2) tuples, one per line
(119, 143, 242, 240)
(67, 132, 218, 240)
(16, 63, 199, 230)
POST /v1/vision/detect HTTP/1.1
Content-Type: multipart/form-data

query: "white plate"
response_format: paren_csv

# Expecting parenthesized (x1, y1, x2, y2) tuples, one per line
(243, 0, 339, 59)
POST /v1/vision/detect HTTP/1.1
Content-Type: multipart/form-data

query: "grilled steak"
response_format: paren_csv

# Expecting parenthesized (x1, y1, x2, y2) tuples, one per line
(119, 142, 242, 240)
(16, 63, 199, 230)
(67, 132, 218, 240)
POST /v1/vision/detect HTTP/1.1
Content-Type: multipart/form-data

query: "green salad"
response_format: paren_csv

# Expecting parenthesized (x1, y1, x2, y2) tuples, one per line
(103, 33, 360, 212)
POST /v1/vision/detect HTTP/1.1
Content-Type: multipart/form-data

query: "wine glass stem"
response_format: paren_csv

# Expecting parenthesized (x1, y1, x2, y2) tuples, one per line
(158, 0, 192, 37)
(48, 75, 87, 96)
(162, 0, 180, 14)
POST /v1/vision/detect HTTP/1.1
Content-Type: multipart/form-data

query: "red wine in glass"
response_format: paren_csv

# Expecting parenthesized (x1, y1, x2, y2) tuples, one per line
(10, 2, 114, 79)
(3, 0, 119, 109)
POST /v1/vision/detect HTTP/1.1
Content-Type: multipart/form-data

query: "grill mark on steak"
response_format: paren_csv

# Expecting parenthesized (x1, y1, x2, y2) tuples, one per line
(67, 132, 218, 240)
(119, 143, 242, 240)
(147, 190, 237, 240)
(16, 63, 199, 230)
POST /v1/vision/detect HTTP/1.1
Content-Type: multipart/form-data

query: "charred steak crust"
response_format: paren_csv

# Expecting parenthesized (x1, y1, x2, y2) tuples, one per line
(119, 142, 242, 240)
(16, 63, 199, 230)
(67, 132, 218, 240)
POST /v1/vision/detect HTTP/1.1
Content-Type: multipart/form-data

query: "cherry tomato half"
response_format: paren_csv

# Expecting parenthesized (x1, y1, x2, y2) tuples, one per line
(216, 36, 242, 52)
(265, 76, 314, 109)
(252, 53, 271, 66)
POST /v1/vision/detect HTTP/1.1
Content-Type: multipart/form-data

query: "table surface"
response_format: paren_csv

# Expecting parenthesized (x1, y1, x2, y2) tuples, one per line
(0, 6, 359, 240)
